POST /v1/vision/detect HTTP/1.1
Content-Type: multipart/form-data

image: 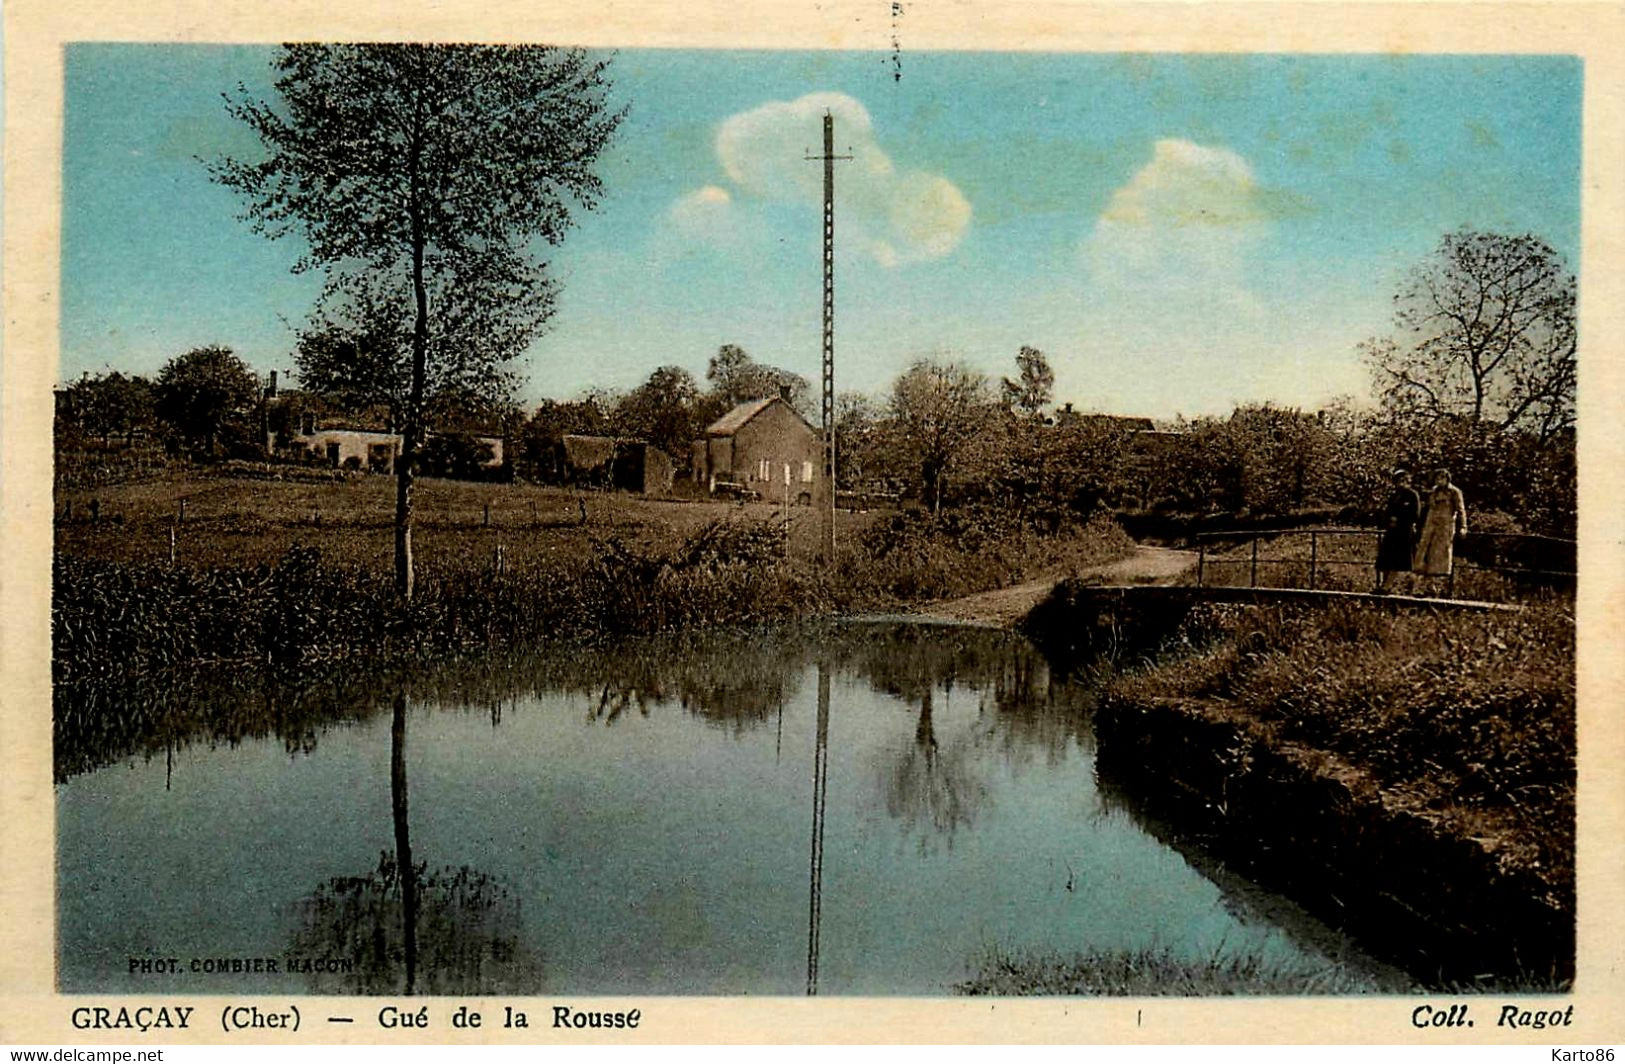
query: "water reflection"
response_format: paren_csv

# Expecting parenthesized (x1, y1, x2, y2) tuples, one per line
(55, 623, 1084, 785)
(806, 664, 830, 996)
(285, 690, 540, 995)
(1093, 769, 1410, 991)
(881, 684, 986, 848)
(58, 621, 1377, 995)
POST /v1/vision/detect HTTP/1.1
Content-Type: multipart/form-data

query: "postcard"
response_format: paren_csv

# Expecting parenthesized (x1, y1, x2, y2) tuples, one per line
(3, 0, 1623, 1047)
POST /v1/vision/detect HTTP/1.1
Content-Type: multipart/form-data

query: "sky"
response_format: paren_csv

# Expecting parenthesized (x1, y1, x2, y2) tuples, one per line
(61, 46, 1582, 420)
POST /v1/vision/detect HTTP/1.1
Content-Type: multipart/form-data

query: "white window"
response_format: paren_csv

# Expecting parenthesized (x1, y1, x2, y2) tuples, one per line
(801, 460, 814, 483)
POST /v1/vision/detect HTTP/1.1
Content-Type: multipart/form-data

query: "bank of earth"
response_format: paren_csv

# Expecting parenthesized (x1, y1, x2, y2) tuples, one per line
(999, 575, 1574, 993)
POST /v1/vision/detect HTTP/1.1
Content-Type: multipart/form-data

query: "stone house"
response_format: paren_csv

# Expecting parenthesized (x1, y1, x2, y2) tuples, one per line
(692, 391, 821, 503)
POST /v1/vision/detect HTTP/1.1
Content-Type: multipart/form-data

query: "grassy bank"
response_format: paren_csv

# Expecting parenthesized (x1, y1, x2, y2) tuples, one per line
(53, 474, 1134, 682)
(957, 946, 1382, 996)
(849, 506, 1135, 601)
(54, 519, 840, 683)
(1091, 599, 1575, 987)
(1107, 601, 1575, 887)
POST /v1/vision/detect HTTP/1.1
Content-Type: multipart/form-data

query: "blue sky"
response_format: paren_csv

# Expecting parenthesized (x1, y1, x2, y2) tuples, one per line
(61, 46, 1581, 419)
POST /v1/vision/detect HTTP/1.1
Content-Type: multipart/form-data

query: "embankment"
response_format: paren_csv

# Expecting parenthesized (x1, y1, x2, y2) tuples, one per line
(1023, 586, 1575, 989)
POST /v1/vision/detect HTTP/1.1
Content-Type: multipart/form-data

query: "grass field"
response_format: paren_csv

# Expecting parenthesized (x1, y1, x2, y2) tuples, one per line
(53, 470, 1136, 681)
(958, 945, 1387, 996)
(55, 472, 880, 574)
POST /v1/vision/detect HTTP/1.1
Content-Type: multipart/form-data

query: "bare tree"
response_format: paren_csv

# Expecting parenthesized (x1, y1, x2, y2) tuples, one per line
(1365, 231, 1576, 443)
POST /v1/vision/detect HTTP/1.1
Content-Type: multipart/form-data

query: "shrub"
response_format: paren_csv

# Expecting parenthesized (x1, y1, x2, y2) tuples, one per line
(848, 505, 1133, 601)
(53, 516, 850, 684)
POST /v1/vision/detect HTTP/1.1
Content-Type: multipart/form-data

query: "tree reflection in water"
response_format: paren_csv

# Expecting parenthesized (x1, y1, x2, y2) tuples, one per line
(55, 622, 1088, 784)
(286, 691, 540, 995)
(881, 684, 986, 849)
(59, 621, 1109, 994)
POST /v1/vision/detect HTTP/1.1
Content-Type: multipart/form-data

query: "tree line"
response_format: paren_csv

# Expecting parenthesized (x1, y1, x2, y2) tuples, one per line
(60, 225, 1579, 542)
(517, 222, 1576, 538)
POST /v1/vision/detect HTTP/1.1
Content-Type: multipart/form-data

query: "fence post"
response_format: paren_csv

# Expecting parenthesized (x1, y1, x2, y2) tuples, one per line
(1250, 538, 1259, 588)
(169, 522, 177, 566)
(1308, 532, 1318, 590)
(178, 497, 187, 524)
(483, 502, 491, 528)
(1196, 541, 1205, 587)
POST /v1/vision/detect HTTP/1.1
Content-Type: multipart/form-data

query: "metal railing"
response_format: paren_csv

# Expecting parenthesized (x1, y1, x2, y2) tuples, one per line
(1193, 527, 1576, 596)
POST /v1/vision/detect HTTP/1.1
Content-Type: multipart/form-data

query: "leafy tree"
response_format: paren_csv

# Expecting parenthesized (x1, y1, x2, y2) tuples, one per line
(293, 313, 410, 427)
(706, 344, 754, 404)
(612, 365, 701, 459)
(833, 391, 882, 490)
(153, 345, 262, 457)
(1365, 231, 1576, 442)
(1147, 404, 1334, 515)
(889, 357, 995, 512)
(215, 44, 623, 599)
(61, 371, 156, 446)
(1045, 412, 1137, 516)
(1001, 345, 1054, 418)
(705, 343, 811, 413)
(419, 433, 497, 481)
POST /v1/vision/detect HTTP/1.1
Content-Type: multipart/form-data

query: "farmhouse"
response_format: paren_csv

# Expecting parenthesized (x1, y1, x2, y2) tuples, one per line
(692, 390, 820, 503)
(266, 402, 504, 476)
(298, 422, 403, 473)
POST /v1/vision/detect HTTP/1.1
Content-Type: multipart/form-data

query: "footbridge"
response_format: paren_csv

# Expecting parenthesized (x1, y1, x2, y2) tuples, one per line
(1024, 527, 1574, 652)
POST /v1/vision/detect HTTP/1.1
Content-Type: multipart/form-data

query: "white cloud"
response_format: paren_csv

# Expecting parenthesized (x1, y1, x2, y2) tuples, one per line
(673, 92, 970, 267)
(1083, 139, 1274, 329)
(669, 185, 736, 241)
(1100, 138, 1266, 228)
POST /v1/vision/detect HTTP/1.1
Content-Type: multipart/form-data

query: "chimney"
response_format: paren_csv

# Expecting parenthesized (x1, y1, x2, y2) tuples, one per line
(266, 370, 278, 398)
(778, 383, 791, 403)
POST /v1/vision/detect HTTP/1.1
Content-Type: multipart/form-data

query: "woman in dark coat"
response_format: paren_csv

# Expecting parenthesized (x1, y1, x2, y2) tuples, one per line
(1375, 467, 1419, 593)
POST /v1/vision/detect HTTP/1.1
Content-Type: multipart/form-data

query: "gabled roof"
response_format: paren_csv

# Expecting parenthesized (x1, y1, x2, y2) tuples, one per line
(561, 434, 620, 469)
(704, 396, 816, 437)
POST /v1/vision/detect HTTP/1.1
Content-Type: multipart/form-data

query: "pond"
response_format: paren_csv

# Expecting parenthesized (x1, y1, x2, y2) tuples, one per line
(56, 620, 1394, 995)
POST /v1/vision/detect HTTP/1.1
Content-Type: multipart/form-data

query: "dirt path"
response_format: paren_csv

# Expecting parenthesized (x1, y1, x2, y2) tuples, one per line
(913, 544, 1197, 628)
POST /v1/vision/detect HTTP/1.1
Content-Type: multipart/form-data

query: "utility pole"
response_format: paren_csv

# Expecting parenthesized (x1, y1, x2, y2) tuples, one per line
(807, 112, 851, 563)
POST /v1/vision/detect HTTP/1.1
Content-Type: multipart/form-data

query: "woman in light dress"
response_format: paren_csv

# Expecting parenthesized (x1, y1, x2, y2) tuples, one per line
(1413, 467, 1468, 579)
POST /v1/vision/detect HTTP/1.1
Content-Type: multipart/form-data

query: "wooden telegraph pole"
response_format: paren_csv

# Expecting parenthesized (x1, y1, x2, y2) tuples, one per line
(808, 112, 850, 563)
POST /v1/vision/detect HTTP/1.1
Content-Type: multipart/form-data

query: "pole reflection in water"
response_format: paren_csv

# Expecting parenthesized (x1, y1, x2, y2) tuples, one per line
(806, 663, 831, 996)
(390, 691, 418, 995)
